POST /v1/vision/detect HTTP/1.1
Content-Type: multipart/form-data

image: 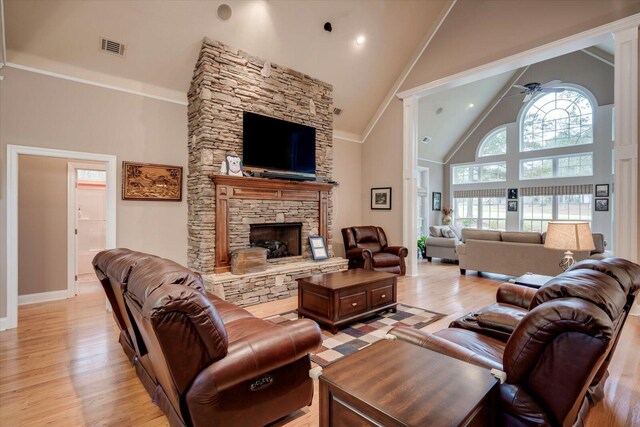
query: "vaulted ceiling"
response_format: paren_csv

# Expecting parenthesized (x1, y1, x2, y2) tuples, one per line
(4, 0, 451, 137)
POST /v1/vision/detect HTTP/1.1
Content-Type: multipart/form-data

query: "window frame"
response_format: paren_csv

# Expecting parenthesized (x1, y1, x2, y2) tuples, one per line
(453, 196, 507, 231)
(519, 152, 594, 180)
(520, 194, 592, 232)
(518, 86, 596, 153)
(452, 161, 507, 185)
(477, 125, 508, 158)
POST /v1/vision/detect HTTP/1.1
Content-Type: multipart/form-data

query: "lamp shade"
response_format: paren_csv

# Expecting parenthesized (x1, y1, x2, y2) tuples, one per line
(544, 221, 595, 251)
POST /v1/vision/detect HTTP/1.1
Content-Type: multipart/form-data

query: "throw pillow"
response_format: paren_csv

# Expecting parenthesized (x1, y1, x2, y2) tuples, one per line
(449, 224, 462, 240)
(443, 229, 456, 239)
(429, 225, 442, 237)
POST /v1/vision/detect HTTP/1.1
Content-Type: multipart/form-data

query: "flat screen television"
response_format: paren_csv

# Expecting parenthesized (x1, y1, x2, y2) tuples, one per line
(243, 112, 316, 176)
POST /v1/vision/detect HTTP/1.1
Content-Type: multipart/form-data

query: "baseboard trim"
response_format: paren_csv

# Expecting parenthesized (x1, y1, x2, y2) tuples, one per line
(0, 317, 9, 331)
(18, 289, 73, 306)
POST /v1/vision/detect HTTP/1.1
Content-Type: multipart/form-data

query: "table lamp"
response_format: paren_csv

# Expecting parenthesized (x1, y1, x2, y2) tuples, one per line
(544, 221, 595, 271)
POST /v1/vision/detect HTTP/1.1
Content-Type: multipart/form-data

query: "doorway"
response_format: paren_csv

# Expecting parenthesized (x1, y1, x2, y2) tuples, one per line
(69, 163, 107, 293)
(4, 145, 117, 330)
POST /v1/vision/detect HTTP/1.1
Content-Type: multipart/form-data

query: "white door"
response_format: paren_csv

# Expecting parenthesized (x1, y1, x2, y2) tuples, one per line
(73, 168, 107, 289)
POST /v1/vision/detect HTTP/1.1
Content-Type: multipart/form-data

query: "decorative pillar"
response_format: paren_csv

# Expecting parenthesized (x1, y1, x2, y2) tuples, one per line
(613, 26, 639, 315)
(402, 96, 419, 276)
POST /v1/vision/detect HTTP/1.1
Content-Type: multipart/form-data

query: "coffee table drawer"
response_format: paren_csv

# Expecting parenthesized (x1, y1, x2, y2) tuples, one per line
(339, 292, 367, 317)
(370, 285, 394, 308)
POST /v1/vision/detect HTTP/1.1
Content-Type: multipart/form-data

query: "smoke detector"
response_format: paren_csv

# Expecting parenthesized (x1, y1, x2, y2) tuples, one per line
(100, 37, 125, 56)
(333, 107, 343, 116)
(421, 136, 431, 144)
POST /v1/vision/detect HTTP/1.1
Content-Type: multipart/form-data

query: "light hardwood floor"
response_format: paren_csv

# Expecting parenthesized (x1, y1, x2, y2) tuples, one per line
(1, 261, 638, 426)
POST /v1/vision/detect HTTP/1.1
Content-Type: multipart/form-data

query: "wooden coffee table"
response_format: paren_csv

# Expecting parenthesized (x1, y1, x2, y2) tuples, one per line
(319, 339, 498, 426)
(297, 269, 397, 333)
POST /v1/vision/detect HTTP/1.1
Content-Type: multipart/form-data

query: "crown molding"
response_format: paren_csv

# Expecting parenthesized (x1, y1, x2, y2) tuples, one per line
(4, 62, 188, 106)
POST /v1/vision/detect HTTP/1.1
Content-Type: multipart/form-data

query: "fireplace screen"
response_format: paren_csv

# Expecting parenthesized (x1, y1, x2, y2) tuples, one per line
(249, 223, 302, 259)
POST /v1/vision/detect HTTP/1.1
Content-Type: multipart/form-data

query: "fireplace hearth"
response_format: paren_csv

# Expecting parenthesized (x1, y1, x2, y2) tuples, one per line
(250, 223, 302, 259)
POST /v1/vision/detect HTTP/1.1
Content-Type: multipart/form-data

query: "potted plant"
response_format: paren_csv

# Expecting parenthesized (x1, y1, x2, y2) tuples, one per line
(441, 207, 453, 225)
(417, 235, 427, 259)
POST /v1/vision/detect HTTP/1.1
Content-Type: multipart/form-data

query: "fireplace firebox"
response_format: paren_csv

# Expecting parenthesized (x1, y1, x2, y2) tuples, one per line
(250, 223, 302, 259)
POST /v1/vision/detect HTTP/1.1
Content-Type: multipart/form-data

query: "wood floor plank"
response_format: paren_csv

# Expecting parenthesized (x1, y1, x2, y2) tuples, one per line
(0, 261, 637, 426)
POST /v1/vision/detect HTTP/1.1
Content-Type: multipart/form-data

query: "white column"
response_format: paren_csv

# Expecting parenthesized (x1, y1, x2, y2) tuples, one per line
(402, 96, 419, 276)
(613, 26, 640, 316)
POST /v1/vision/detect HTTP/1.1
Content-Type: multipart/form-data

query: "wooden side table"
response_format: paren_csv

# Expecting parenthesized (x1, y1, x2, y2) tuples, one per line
(319, 339, 498, 426)
(297, 269, 397, 333)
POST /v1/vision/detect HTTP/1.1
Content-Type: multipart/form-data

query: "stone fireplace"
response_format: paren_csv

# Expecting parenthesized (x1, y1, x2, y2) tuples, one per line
(250, 223, 302, 259)
(187, 38, 348, 306)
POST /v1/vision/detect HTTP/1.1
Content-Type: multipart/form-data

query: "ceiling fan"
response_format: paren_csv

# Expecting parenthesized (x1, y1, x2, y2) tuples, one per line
(512, 80, 565, 103)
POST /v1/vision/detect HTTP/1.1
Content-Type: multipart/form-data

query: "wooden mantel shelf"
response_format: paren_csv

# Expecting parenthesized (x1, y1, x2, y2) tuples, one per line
(209, 174, 337, 273)
(209, 174, 336, 192)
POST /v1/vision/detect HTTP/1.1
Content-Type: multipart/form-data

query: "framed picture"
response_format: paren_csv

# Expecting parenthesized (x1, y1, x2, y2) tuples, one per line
(595, 184, 609, 197)
(308, 235, 329, 260)
(595, 198, 609, 211)
(508, 200, 518, 212)
(371, 187, 392, 210)
(122, 162, 183, 201)
(508, 188, 518, 200)
(432, 192, 442, 211)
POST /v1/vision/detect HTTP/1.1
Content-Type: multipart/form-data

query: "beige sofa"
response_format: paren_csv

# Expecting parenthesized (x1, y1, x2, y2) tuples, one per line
(456, 229, 609, 276)
(425, 225, 460, 261)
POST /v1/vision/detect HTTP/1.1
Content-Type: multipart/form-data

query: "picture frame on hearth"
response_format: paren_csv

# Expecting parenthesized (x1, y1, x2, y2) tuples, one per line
(309, 235, 329, 260)
(371, 187, 392, 210)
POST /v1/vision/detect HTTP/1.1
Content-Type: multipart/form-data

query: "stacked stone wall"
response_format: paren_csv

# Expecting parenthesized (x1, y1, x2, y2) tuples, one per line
(188, 38, 333, 273)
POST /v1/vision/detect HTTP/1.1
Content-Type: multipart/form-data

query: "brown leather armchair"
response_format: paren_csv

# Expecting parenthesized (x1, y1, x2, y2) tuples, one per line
(342, 226, 408, 275)
(94, 249, 323, 427)
(391, 264, 633, 427)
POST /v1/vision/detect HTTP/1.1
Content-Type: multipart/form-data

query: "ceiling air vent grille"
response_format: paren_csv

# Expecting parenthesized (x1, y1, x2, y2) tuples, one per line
(100, 37, 125, 56)
(333, 107, 343, 116)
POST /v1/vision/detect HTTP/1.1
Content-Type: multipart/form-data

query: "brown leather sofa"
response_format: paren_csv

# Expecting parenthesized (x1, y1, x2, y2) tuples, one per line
(93, 249, 323, 427)
(390, 260, 637, 427)
(342, 226, 408, 275)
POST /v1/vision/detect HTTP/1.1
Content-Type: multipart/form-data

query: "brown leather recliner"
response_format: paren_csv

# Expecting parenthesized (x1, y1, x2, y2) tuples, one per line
(449, 257, 640, 342)
(94, 249, 323, 427)
(390, 266, 631, 427)
(342, 226, 408, 275)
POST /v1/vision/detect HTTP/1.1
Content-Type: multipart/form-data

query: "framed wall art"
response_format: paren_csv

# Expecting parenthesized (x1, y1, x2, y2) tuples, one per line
(508, 188, 518, 200)
(122, 161, 183, 201)
(432, 192, 442, 211)
(508, 200, 518, 212)
(371, 187, 392, 210)
(595, 198, 609, 212)
(595, 184, 609, 197)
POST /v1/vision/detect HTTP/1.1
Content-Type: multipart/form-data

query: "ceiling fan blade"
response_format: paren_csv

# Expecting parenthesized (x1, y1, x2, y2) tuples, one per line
(540, 80, 562, 88)
(540, 88, 565, 93)
(523, 93, 533, 103)
(513, 85, 528, 90)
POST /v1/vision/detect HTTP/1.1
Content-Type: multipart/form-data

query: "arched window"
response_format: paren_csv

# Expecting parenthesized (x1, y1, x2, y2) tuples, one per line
(521, 88, 593, 152)
(478, 126, 507, 157)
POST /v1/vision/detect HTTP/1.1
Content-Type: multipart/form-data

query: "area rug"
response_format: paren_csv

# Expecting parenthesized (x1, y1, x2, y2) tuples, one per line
(264, 304, 446, 367)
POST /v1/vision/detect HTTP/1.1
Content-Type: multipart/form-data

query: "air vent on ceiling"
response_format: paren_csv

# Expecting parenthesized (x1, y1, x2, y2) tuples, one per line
(333, 107, 343, 116)
(100, 37, 125, 56)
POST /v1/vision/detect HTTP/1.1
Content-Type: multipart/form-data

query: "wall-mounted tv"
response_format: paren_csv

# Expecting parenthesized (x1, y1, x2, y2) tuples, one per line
(243, 112, 316, 176)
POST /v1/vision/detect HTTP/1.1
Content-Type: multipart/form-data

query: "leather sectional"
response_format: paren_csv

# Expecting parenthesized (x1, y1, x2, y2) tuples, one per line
(390, 257, 639, 426)
(93, 248, 322, 427)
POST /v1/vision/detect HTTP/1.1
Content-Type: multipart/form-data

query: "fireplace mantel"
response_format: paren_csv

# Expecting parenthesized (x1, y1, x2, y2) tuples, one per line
(209, 174, 337, 273)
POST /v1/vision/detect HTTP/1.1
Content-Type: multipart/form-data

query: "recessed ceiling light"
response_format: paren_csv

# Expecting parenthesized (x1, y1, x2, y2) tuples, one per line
(217, 4, 232, 21)
(356, 35, 366, 45)
(468, 103, 475, 108)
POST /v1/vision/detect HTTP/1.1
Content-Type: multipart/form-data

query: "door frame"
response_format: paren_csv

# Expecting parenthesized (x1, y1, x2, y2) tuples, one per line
(68, 161, 108, 296)
(4, 145, 117, 330)
(397, 14, 640, 276)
